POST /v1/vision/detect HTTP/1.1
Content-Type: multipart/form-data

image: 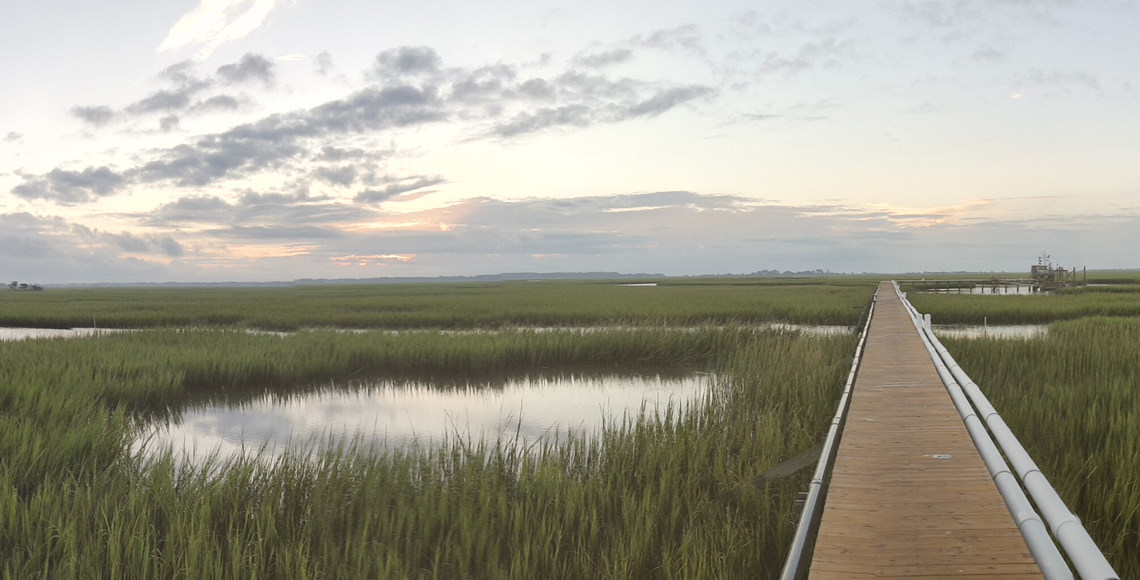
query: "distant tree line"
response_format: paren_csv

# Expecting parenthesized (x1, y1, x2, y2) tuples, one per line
(8, 281, 43, 291)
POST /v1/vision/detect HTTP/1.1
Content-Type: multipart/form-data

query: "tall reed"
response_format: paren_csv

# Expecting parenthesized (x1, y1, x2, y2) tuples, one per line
(942, 318, 1140, 576)
(0, 327, 856, 578)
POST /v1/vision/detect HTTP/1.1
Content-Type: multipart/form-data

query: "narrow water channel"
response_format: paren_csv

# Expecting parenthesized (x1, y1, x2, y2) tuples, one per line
(133, 373, 711, 467)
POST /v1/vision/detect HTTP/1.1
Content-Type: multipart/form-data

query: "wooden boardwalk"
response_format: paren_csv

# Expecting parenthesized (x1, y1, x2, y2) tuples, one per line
(807, 282, 1042, 578)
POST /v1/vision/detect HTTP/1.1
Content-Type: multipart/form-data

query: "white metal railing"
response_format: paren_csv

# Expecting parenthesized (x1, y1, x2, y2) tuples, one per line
(894, 281, 1119, 580)
(778, 292, 875, 580)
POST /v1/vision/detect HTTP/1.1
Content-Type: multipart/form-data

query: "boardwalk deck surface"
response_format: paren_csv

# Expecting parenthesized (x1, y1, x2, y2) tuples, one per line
(807, 282, 1041, 578)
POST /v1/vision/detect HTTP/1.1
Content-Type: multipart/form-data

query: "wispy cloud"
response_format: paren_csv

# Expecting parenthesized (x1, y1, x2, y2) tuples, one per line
(159, 0, 283, 60)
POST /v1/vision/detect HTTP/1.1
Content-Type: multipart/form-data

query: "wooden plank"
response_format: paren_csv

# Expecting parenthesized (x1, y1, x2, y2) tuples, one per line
(806, 281, 1043, 578)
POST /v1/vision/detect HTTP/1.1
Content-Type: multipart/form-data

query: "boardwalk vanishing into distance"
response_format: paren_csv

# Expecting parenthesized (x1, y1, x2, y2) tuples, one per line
(781, 282, 1118, 580)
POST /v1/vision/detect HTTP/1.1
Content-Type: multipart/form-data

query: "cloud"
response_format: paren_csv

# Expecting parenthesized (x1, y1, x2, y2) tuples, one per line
(372, 46, 443, 79)
(197, 94, 243, 112)
(900, 1, 982, 30)
(3, 132, 21, 143)
(757, 37, 854, 76)
(10, 189, 1140, 283)
(159, 0, 282, 60)
(160, 115, 181, 132)
(38, 45, 712, 207)
(102, 231, 185, 257)
(492, 81, 713, 137)
(137, 84, 444, 187)
(11, 167, 126, 204)
(574, 48, 634, 68)
(632, 24, 706, 56)
(71, 105, 117, 126)
(0, 213, 183, 283)
(355, 176, 445, 204)
(216, 53, 275, 86)
(128, 89, 198, 114)
(626, 85, 714, 117)
(313, 166, 358, 187)
(145, 191, 374, 233)
(314, 51, 335, 77)
(123, 55, 268, 117)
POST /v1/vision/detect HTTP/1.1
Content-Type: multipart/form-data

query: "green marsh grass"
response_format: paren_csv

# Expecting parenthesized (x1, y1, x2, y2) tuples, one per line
(942, 317, 1140, 576)
(908, 284, 1140, 324)
(0, 322, 857, 578)
(0, 278, 874, 330)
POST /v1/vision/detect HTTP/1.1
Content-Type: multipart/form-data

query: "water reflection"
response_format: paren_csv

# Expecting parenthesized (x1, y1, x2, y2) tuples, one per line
(0, 327, 125, 341)
(924, 286, 1047, 295)
(135, 373, 710, 466)
(932, 324, 1047, 339)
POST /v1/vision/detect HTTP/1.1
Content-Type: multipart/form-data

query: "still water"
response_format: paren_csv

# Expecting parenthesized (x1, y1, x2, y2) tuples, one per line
(931, 324, 1048, 339)
(134, 373, 711, 466)
(0, 327, 124, 341)
(924, 286, 1047, 295)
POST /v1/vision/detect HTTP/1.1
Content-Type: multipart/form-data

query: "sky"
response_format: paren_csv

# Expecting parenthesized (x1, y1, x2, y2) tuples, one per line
(2, 0, 1139, 284)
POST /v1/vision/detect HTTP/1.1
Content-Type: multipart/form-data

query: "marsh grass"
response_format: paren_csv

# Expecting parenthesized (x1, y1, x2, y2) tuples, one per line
(943, 317, 1140, 576)
(0, 324, 856, 578)
(0, 278, 874, 330)
(908, 284, 1140, 324)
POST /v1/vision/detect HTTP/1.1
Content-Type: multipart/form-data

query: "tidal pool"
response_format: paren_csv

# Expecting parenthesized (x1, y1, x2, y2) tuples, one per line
(134, 373, 711, 466)
(924, 286, 1048, 295)
(931, 324, 1048, 339)
(0, 327, 125, 341)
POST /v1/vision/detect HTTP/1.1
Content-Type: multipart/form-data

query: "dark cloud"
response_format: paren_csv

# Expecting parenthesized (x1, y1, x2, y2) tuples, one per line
(448, 65, 517, 104)
(122, 55, 271, 118)
(517, 78, 556, 100)
(0, 213, 185, 283)
(211, 224, 343, 240)
(128, 88, 199, 114)
(145, 191, 373, 233)
(71, 105, 116, 126)
(373, 46, 442, 79)
(626, 85, 714, 117)
(34, 45, 712, 206)
(318, 145, 373, 162)
(198, 95, 242, 112)
(138, 128, 305, 187)
(138, 84, 443, 187)
(494, 105, 593, 137)
(355, 176, 445, 203)
(103, 231, 184, 257)
(313, 166, 357, 186)
(307, 85, 445, 133)
(160, 115, 180, 132)
(11, 166, 126, 204)
(159, 61, 199, 86)
(156, 236, 184, 257)
(493, 82, 713, 137)
(216, 53, 276, 86)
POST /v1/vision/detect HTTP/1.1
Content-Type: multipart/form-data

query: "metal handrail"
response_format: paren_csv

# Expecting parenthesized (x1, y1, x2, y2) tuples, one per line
(778, 292, 876, 580)
(894, 282, 1119, 580)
